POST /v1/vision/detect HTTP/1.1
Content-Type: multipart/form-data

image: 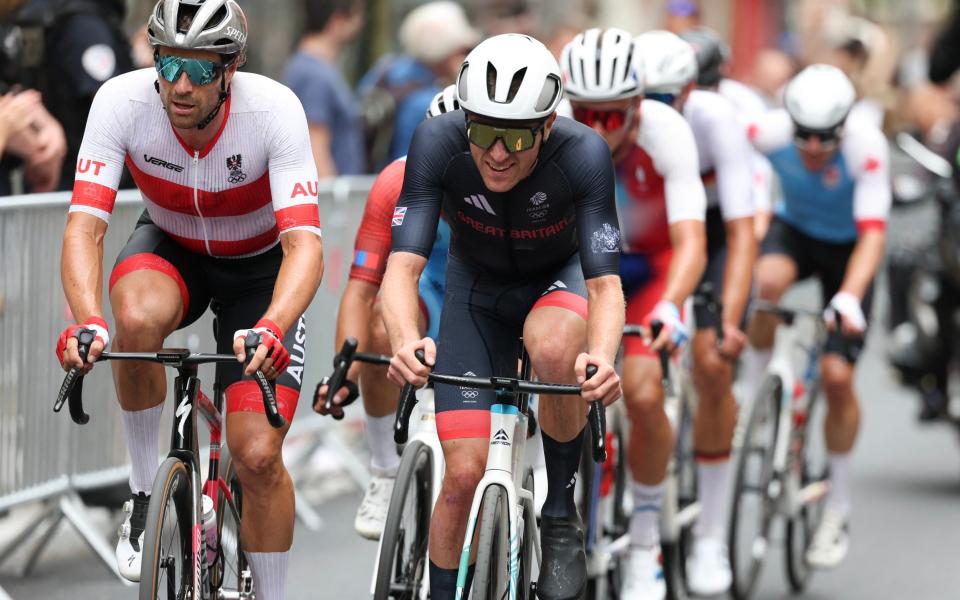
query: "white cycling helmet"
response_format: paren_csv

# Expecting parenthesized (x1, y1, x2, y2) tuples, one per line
(560, 28, 642, 101)
(426, 84, 460, 118)
(784, 64, 856, 131)
(634, 30, 697, 94)
(456, 34, 563, 121)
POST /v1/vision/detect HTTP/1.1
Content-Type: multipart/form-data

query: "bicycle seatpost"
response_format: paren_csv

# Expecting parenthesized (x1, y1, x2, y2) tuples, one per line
(244, 331, 286, 429)
(584, 364, 606, 463)
(394, 349, 427, 445)
(324, 337, 359, 420)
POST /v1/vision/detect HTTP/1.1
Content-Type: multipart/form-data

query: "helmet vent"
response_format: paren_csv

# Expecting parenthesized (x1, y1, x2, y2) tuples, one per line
(209, 5, 228, 28)
(535, 74, 561, 113)
(176, 5, 200, 34)
(505, 67, 527, 103)
(457, 62, 469, 101)
(485, 62, 498, 100)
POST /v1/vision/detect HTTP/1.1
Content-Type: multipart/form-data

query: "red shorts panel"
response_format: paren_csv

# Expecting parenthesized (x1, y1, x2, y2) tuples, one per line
(624, 250, 673, 357)
(225, 380, 299, 424)
(436, 409, 491, 441)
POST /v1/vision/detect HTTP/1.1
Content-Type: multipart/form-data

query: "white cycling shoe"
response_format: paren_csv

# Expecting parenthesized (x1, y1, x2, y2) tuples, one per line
(116, 492, 150, 582)
(621, 546, 666, 600)
(805, 510, 850, 569)
(354, 474, 395, 540)
(686, 537, 732, 596)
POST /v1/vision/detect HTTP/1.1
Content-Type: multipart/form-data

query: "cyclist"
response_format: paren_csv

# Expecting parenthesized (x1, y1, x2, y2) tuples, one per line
(559, 28, 707, 600)
(741, 64, 891, 569)
(314, 85, 458, 540)
(55, 2, 322, 598)
(637, 29, 756, 596)
(383, 34, 624, 600)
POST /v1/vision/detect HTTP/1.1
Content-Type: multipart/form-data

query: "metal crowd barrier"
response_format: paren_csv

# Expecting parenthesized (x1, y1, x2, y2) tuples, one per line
(0, 177, 375, 591)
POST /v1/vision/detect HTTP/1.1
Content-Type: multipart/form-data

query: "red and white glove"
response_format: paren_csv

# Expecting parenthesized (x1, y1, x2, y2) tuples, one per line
(824, 292, 866, 333)
(56, 316, 110, 365)
(644, 300, 689, 348)
(234, 319, 290, 374)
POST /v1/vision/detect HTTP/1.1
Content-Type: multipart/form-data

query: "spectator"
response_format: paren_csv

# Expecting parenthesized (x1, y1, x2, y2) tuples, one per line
(0, 89, 39, 156)
(0, 0, 133, 192)
(360, 1, 478, 167)
(664, 0, 700, 34)
(285, 0, 366, 177)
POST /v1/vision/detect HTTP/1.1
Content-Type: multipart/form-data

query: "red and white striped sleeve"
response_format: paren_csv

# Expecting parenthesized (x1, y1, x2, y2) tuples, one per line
(70, 77, 130, 223)
(843, 122, 891, 234)
(267, 85, 322, 238)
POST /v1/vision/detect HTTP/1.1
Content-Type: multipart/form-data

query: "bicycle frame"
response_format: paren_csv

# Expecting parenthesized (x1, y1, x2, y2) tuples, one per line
(758, 310, 830, 518)
(455, 396, 534, 600)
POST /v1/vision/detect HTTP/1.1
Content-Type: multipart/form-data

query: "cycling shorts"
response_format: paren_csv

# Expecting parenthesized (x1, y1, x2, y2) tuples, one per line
(622, 249, 673, 357)
(434, 253, 589, 441)
(760, 216, 872, 363)
(109, 212, 306, 421)
(696, 206, 752, 332)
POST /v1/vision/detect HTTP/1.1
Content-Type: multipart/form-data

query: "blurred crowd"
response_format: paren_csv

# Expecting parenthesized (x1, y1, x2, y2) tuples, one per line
(2, 0, 960, 194)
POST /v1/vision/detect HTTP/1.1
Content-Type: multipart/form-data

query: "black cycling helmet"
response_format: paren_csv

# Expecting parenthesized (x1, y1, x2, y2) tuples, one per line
(679, 27, 729, 88)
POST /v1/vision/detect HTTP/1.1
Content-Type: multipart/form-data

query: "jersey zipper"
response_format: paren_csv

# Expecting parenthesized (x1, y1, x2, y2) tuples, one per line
(192, 150, 213, 256)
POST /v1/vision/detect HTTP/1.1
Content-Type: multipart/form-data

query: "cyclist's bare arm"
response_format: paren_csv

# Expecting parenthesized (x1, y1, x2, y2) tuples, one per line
(239, 229, 323, 373)
(381, 251, 433, 385)
(326, 278, 379, 399)
(580, 274, 626, 405)
(720, 216, 756, 327)
(662, 219, 707, 307)
(839, 229, 885, 302)
(60, 211, 108, 368)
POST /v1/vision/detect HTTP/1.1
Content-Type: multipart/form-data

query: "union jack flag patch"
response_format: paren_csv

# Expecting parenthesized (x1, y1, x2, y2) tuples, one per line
(392, 206, 407, 226)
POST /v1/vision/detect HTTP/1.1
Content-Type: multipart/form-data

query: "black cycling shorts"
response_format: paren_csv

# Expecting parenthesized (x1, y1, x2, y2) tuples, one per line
(109, 213, 306, 420)
(696, 206, 752, 332)
(760, 216, 872, 363)
(434, 253, 588, 441)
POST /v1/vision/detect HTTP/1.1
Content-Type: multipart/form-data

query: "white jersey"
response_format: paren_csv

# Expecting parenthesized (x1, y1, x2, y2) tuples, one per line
(683, 89, 754, 220)
(616, 98, 705, 253)
(718, 78, 776, 214)
(71, 68, 321, 258)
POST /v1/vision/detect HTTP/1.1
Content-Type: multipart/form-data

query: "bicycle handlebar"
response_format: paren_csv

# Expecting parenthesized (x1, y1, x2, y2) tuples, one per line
(320, 337, 392, 420)
(622, 320, 674, 398)
(54, 329, 284, 428)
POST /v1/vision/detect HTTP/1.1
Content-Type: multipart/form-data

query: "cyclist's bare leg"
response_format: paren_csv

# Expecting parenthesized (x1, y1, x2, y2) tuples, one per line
(110, 270, 182, 496)
(227, 413, 294, 550)
(691, 331, 737, 541)
(109, 270, 183, 411)
(358, 302, 426, 417)
(821, 355, 860, 453)
(623, 355, 671, 484)
(743, 255, 797, 399)
(429, 438, 487, 567)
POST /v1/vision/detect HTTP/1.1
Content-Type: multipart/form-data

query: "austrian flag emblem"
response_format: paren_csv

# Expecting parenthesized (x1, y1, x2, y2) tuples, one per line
(392, 206, 407, 226)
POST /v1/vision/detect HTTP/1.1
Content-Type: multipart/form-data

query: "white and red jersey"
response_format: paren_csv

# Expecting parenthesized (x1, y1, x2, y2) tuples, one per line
(683, 89, 754, 220)
(71, 68, 321, 258)
(616, 99, 706, 254)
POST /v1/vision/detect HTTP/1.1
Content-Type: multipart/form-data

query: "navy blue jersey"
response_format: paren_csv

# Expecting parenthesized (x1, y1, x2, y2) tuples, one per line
(391, 111, 621, 280)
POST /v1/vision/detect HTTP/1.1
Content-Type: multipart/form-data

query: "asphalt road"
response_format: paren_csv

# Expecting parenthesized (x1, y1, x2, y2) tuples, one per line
(2, 289, 959, 599)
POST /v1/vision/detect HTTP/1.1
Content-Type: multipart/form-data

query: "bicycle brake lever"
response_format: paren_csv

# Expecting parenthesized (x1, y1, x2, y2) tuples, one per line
(584, 364, 606, 463)
(55, 329, 95, 424)
(393, 349, 427, 445)
(245, 331, 286, 429)
(324, 337, 358, 419)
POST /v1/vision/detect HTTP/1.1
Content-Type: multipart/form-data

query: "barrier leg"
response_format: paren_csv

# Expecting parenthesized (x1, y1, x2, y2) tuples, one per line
(0, 501, 58, 568)
(318, 427, 371, 490)
(59, 493, 134, 586)
(0, 583, 13, 600)
(20, 509, 64, 576)
(293, 489, 323, 532)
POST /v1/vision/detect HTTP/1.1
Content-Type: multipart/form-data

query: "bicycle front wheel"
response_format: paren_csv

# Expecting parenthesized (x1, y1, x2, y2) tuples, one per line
(140, 457, 193, 600)
(728, 375, 782, 600)
(215, 453, 253, 599)
(472, 485, 509, 599)
(374, 440, 433, 600)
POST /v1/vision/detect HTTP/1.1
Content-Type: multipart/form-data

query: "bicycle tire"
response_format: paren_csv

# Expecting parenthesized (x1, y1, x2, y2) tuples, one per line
(583, 413, 628, 600)
(472, 485, 509, 599)
(215, 453, 253, 599)
(661, 540, 688, 600)
(520, 468, 535, 600)
(728, 375, 782, 600)
(374, 440, 433, 600)
(785, 380, 827, 592)
(139, 457, 193, 600)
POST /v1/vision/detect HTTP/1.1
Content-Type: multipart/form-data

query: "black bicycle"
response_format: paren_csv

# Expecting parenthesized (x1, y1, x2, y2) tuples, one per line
(55, 328, 283, 600)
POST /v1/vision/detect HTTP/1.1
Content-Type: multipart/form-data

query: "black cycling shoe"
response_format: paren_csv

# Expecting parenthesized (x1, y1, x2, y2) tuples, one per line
(536, 513, 586, 600)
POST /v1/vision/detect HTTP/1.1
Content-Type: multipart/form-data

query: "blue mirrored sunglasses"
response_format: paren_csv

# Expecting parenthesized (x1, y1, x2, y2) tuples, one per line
(155, 55, 223, 86)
